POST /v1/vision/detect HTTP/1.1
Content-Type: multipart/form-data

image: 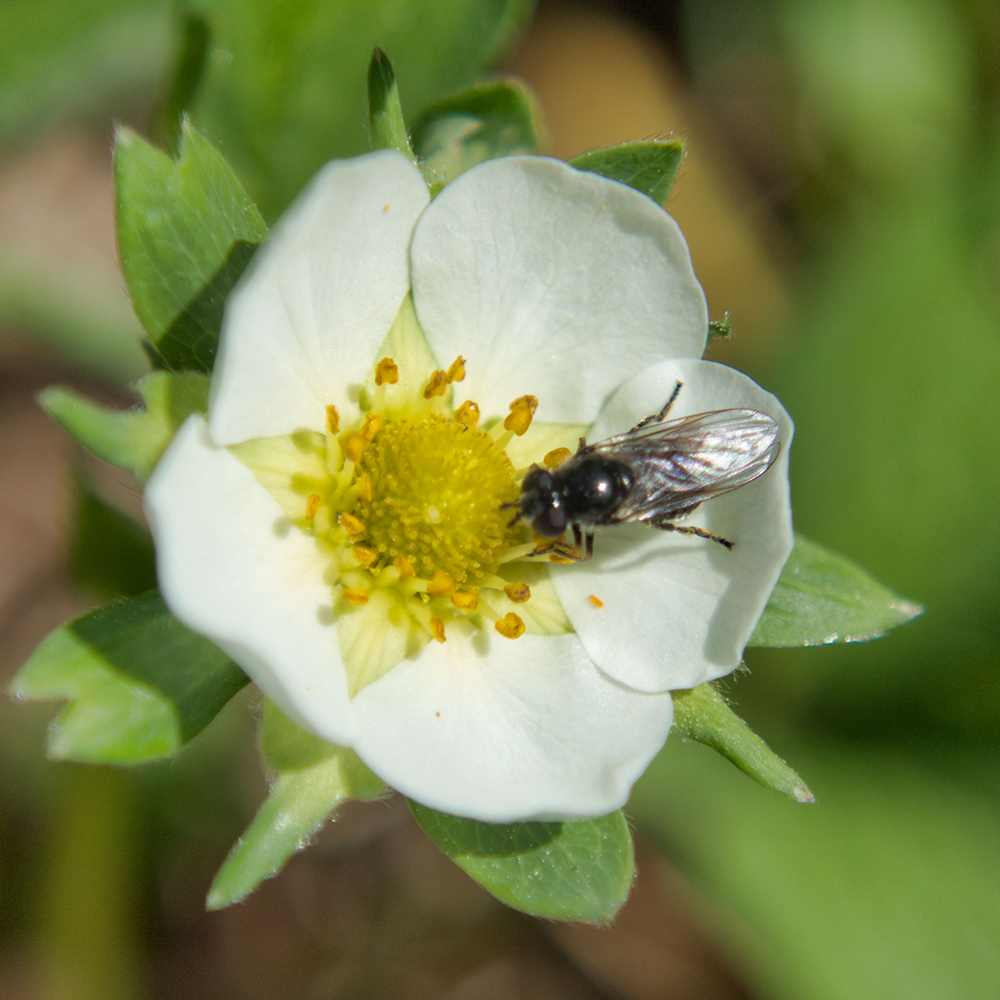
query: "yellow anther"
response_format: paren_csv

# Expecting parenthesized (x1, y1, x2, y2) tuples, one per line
(429, 617, 447, 643)
(326, 405, 340, 434)
(544, 447, 573, 469)
(362, 413, 384, 441)
(423, 369, 449, 399)
(338, 512, 366, 535)
(589, 594, 604, 608)
(374, 357, 399, 386)
(426, 570, 456, 596)
(305, 493, 322, 519)
(494, 612, 526, 639)
(353, 543, 378, 566)
(446, 356, 466, 383)
(453, 400, 480, 428)
(451, 590, 479, 611)
(345, 433, 366, 463)
(357, 473, 373, 502)
(503, 581, 531, 604)
(342, 588, 370, 606)
(394, 554, 416, 579)
(503, 394, 538, 436)
(549, 553, 576, 564)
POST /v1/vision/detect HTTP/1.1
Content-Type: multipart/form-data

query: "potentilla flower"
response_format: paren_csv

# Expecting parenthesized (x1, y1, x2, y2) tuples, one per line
(144, 151, 793, 822)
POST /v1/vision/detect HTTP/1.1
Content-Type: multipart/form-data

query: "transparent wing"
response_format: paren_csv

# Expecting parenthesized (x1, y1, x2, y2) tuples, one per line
(589, 409, 781, 523)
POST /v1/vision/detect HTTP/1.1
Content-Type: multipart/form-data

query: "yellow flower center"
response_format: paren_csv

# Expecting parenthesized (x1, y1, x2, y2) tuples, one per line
(356, 414, 519, 583)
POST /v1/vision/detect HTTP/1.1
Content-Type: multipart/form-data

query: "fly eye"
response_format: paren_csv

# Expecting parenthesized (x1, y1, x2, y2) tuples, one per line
(532, 505, 567, 538)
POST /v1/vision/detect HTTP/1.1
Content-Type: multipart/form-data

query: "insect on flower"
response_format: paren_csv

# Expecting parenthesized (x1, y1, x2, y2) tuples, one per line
(513, 381, 781, 560)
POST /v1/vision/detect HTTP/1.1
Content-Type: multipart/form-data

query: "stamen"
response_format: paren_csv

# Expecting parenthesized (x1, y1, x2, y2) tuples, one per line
(353, 543, 378, 566)
(503, 581, 531, 603)
(451, 590, 479, 611)
(338, 512, 366, 535)
(429, 617, 447, 643)
(362, 413, 384, 441)
(446, 356, 466, 383)
(326, 405, 340, 434)
(305, 493, 322, 520)
(345, 433, 366, 463)
(357, 473, 373, 502)
(503, 395, 538, 436)
(342, 588, 370, 606)
(494, 612, 525, 639)
(394, 554, 416, 579)
(544, 447, 572, 469)
(453, 400, 480, 428)
(426, 570, 456, 596)
(374, 357, 399, 386)
(423, 370, 448, 399)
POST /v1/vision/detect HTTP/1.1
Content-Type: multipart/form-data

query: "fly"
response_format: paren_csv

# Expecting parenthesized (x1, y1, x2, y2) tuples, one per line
(510, 381, 781, 560)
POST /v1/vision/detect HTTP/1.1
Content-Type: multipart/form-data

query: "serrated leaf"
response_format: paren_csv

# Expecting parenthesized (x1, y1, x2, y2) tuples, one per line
(114, 120, 266, 373)
(39, 371, 210, 483)
(10, 591, 247, 764)
(411, 78, 544, 187)
(750, 534, 923, 648)
(367, 47, 417, 163)
(671, 683, 814, 803)
(410, 803, 634, 923)
(69, 479, 156, 598)
(569, 140, 685, 205)
(207, 701, 385, 909)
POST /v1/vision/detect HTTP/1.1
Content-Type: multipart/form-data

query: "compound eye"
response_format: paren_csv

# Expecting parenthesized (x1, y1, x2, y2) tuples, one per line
(521, 465, 554, 495)
(532, 503, 567, 538)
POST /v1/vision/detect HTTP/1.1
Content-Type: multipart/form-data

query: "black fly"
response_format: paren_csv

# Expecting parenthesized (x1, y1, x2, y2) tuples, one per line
(510, 381, 780, 560)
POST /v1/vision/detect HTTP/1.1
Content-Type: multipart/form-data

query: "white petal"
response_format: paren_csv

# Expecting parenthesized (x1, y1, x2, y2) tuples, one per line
(350, 627, 673, 822)
(209, 151, 430, 445)
(551, 359, 794, 692)
(410, 156, 708, 424)
(144, 416, 355, 743)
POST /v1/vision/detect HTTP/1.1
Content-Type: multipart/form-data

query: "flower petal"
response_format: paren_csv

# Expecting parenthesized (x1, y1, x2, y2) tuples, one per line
(209, 151, 430, 445)
(144, 416, 355, 743)
(551, 359, 794, 692)
(350, 626, 673, 822)
(410, 156, 708, 424)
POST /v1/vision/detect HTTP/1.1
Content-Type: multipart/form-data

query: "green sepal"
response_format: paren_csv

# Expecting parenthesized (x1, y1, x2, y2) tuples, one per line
(114, 119, 266, 373)
(154, 12, 212, 157)
(569, 140, 685, 206)
(39, 371, 210, 483)
(367, 48, 418, 163)
(671, 683, 815, 803)
(708, 312, 732, 341)
(69, 478, 156, 599)
(750, 534, 923, 647)
(207, 701, 386, 910)
(411, 803, 634, 924)
(10, 591, 248, 765)
(411, 78, 545, 188)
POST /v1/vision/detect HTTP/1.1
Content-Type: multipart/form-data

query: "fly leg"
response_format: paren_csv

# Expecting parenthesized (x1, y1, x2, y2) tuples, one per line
(656, 521, 734, 551)
(631, 380, 683, 432)
(528, 526, 590, 562)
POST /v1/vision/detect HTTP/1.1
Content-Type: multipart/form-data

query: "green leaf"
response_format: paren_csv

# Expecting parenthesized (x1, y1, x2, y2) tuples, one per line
(184, 0, 536, 217)
(153, 11, 212, 157)
(367, 47, 417, 163)
(114, 119, 266, 373)
(569, 140, 685, 205)
(69, 479, 156, 598)
(671, 683, 814, 803)
(39, 371, 210, 483)
(207, 701, 386, 909)
(10, 591, 248, 764)
(410, 803, 634, 923)
(411, 78, 545, 187)
(750, 534, 923, 648)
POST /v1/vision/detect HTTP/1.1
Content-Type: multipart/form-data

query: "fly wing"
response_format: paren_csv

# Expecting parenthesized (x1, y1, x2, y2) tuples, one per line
(589, 409, 781, 523)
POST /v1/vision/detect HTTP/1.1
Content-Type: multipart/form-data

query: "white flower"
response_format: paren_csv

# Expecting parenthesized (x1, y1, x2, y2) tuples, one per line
(144, 151, 793, 823)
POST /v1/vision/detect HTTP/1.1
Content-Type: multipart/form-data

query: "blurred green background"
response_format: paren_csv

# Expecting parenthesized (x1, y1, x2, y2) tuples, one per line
(1, 0, 998, 997)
